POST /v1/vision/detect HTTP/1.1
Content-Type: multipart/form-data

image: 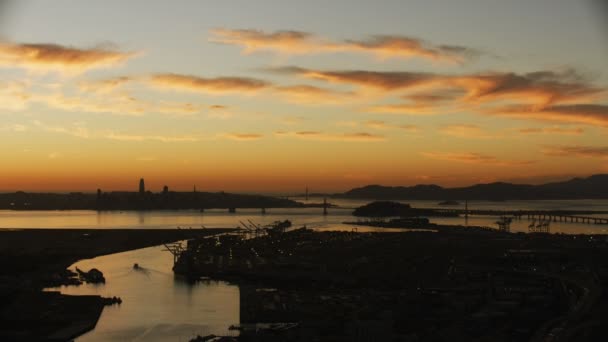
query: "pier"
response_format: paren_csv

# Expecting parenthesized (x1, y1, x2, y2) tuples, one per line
(423, 208, 608, 225)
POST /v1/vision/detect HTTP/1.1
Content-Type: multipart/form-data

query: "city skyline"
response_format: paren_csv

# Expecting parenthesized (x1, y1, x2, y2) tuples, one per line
(1, 0, 608, 192)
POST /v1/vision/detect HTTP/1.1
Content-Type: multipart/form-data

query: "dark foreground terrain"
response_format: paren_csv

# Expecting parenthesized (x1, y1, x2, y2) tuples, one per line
(0, 228, 234, 341)
(181, 225, 608, 341)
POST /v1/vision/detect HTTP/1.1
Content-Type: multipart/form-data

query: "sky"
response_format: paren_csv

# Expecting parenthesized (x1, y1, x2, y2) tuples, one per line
(0, 0, 607, 193)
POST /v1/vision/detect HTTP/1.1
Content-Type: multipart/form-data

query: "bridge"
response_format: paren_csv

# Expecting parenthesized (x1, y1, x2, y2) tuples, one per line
(404, 208, 608, 225)
(337, 205, 608, 224)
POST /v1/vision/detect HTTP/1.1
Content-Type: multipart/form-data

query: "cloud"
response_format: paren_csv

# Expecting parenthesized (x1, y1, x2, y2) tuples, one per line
(210, 29, 315, 54)
(0, 41, 137, 72)
(367, 102, 449, 115)
(282, 68, 603, 104)
(439, 124, 494, 138)
(456, 71, 604, 107)
(0, 80, 30, 110)
(0, 123, 28, 132)
(22, 120, 205, 143)
(210, 29, 479, 62)
(275, 131, 385, 142)
(275, 67, 607, 119)
(280, 116, 306, 125)
(278, 67, 434, 90)
(542, 145, 608, 158)
(32, 91, 204, 116)
(273, 84, 353, 104)
(223, 133, 264, 141)
(149, 73, 270, 94)
(149, 72, 352, 104)
(489, 104, 608, 127)
(343, 35, 480, 63)
(364, 120, 418, 132)
(105, 132, 201, 142)
(32, 120, 90, 138)
(421, 151, 534, 166)
(519, 126, 584, 135)
(79, 76, 134, 93)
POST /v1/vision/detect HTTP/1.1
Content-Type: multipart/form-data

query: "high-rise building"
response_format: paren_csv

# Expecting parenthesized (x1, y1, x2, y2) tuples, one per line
(139, 178, 145, 194)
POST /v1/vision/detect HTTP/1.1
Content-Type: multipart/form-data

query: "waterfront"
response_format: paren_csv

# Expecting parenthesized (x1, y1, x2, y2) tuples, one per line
(46, 244, 240, 342)
(2, 198, 608, 234)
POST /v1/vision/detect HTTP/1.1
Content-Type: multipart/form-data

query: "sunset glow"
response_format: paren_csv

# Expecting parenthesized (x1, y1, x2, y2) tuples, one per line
(1, 0, 607, 192)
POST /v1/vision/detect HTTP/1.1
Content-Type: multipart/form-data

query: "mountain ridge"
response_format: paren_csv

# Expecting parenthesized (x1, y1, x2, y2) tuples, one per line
(338, 174, 608, 200)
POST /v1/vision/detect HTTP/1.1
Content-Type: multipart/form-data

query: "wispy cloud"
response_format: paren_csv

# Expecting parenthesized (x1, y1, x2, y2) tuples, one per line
(223, 133, 264, 141)
(79, 76, 135, 93)
(439, 124, 494, 139)
(489, 104, 608, 127)
(105, 132, 201, 142)
(421, 151, 534, 166)
(364, 120, 418, 132)
(0, 123, 28, 132)
(28, 91, 204, 116)
(210, 29, 480, 63)
(275, 67, 608, 125)
(0, 41, 137, 73)
(274, 84, 353, 104)
(149, 73, 270, 94)
(0, 80, 30, 110)
(542, 145, 608, 158)
(519, 126, 584, 135)
(32, 120, 90, 138)
(275, 131, 385, 142)
(279, 67, 603, 106)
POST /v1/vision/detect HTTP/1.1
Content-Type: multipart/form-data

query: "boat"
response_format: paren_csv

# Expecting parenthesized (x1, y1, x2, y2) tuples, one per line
(438, 200, 460, 206)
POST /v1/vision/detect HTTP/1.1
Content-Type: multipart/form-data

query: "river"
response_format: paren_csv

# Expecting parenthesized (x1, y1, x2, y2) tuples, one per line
(47, 244, 240, 341)
(3, 198, 608, 234)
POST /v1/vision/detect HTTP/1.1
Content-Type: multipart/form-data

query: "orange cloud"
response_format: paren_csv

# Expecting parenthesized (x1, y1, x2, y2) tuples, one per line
(343, 35, 480, 62)
(273, 84, 354, 104)
(275, 131, 385, 142)
(489, 104, 608, 127)
(210, 29, 479, 62)
(150, 73, 270, 94)
(79, 76, 134, 93)
(278, 67, 605, 108)
(37, 92, 203, 116)
(223, 133, 264, 141)
(439, 124, 494, 139)
(364, 120, 418, 132)
(421, 151, 534, 166)
(542, 145, 608, 158)
(519, 126, 584, 135)
(105, 132, 201, 142)
(0, 80, 30, 110)
(367, 102, 449, 115)
(0, 41, 136, 72)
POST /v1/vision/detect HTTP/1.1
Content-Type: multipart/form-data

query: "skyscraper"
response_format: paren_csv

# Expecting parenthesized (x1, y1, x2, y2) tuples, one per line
(139, 178, 145, 194)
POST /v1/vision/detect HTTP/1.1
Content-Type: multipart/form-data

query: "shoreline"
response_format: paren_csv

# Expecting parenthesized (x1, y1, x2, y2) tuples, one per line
(0, 228, 235, 341)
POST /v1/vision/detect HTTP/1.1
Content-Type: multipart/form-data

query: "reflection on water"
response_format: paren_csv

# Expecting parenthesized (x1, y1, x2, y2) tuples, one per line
(47, 245, 240, 341)
(1, 198, 608, 234)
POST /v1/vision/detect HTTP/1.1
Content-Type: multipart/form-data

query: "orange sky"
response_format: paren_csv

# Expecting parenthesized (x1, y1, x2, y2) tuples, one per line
(0, 1, 607, 192)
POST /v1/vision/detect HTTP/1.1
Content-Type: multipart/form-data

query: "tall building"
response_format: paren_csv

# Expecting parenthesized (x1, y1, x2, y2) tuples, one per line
(139, 178, 145, 194)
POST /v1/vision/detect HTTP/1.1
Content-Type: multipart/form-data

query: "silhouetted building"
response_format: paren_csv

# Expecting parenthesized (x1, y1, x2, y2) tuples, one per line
(163, 185, 169, 195)
(139, 178, 145, 194)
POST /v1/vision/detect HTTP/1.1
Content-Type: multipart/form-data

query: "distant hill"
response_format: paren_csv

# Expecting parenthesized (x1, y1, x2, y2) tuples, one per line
(0, 191, 302, 210)
(339, 174, 608, 200)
